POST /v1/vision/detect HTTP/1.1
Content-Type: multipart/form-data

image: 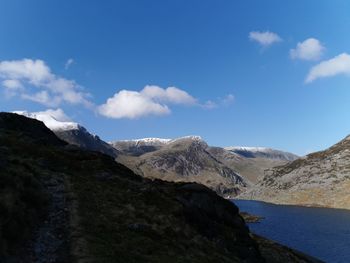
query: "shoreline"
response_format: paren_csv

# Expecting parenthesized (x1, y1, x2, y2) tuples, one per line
(229, 198, 350, 212)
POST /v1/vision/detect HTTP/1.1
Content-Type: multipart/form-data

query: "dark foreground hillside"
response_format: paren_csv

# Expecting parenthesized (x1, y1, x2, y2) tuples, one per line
(0, 113, 322, 263)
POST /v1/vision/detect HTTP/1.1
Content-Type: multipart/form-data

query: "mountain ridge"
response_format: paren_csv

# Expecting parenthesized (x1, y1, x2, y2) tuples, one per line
(239, 134, 350, 209)
(113, 136, 298, 196)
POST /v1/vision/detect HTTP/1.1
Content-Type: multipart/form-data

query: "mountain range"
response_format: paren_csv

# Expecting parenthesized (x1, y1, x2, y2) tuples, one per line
(113, 137, 298, 197)
(114, 136, 247, 196)
(14, 110, 298, 198)
(19, 109, 350, 210)
(0, 112, 321, 262)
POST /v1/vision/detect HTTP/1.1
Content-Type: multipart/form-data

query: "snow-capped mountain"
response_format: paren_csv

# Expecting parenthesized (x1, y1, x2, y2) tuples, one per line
(13, 110, 80, 131)
(14, 110, 118, 157)
(113, 135, 246, 197)
(121, 137, 172, 144)
(112, 136, 298, 189)
(111, 138, 171, 156)
(110, 136, 202, 156)
(225, 146, 299, 161)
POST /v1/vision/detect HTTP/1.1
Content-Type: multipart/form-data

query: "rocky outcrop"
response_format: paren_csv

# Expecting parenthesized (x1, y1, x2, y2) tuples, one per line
(54, 127, 119, 157)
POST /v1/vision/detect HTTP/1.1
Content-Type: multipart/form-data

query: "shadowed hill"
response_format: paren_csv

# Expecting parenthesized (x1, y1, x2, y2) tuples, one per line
(0, 112, 322, 263)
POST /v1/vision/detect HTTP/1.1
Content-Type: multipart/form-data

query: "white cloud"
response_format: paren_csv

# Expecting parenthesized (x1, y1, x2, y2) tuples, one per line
(0, 59, 51, 84)
(141, 85, 197, 105)
(202, 100, 217, 109)
(98, 85, 197, 119)
(21, 91, 61, 107)
(37, 108, 72, 122)
(13, 108, 79, 131)
(306, 53, 350, 83)
(2, 79, 24, 98)
(1, 59, 234, 120)
(2, 79, 23, 90)
(249, 31, 282, 47)
(222, 94, 234, 106)
(290, 38, 325, 61)
(98, 89, 170, 119)
(0, 58, 91, 107)
(14, 108, 72, 122)
(65, 58, 74, 69)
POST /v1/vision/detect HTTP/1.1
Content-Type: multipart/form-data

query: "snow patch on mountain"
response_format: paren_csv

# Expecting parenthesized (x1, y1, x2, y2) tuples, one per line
(225, 146, 271, 152)
(119, 138, 172, 144)
(225, 146, 298, 161)
(112, 135, 203, 145)
(13, 109, 80, 131)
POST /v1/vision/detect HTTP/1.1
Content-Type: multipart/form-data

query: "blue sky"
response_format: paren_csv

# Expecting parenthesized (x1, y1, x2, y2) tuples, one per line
(1, 0, 350, 155)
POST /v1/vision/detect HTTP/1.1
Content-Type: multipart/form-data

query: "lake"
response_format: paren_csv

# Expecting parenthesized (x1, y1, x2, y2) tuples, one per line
(233, 200, 350, 263)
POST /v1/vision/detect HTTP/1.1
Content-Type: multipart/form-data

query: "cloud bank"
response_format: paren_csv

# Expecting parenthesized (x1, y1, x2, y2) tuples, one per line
(1, 58, 234, 120)
(249, 31, 282, 47)
(0, 58, 91, 107)
(306, 53, 350, 83)
(290, 38, 325, 61)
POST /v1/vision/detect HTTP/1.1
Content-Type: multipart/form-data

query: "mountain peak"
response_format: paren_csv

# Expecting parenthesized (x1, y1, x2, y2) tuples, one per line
(13, 110, 118, 157)
(13, 110, 80, 131)
(171, 135, 203, 141)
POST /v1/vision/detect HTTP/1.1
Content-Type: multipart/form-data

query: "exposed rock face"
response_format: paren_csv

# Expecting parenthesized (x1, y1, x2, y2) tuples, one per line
(240, 135, 350, 209)
(115, 136, 247, 197)
(54, 127, 119, 157)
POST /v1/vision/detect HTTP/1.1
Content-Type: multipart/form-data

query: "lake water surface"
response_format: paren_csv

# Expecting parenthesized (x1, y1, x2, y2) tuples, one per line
(233, 200, 350, 263)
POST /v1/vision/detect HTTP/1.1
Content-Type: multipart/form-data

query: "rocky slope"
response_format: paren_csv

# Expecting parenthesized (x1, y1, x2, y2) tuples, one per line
(240, 135, 350, 209)
(208, 146, 297, 184)
(0, 112, 322, 263)
(115, 136, 248, 197)
(14, 110, 118, 157)
(113, 137, 297, 195)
